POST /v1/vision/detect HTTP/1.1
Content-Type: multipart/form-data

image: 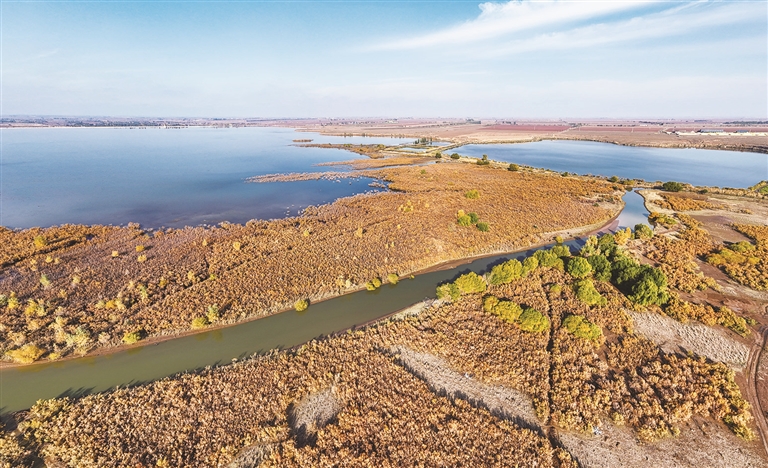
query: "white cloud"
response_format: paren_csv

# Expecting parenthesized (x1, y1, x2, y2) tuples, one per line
(483, 2, 764, 56)
(370, 0, 765, 54)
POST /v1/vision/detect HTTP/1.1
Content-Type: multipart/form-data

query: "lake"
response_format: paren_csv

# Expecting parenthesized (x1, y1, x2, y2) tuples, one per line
(3, 130, 763, 230)
(0, 127, 410, 229)
(453, 140, 766, 188)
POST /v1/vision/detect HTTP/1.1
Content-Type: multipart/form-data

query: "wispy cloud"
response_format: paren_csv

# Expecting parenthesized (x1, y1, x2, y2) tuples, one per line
(370, 0, 764, 54)
(482, 2, 764, 56)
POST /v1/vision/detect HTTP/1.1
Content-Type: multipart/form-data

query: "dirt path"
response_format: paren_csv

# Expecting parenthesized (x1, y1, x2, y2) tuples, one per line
(746, 324, 768, 458)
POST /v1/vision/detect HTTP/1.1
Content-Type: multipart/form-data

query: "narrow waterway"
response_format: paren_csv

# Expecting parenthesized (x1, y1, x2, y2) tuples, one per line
(0, 192, 645, 414)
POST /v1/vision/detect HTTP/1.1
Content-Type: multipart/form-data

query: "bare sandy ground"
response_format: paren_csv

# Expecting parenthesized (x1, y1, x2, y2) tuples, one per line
(628, 310, 749, 369)
(560, 418, 765, 468)
(390, 346, 539, 430)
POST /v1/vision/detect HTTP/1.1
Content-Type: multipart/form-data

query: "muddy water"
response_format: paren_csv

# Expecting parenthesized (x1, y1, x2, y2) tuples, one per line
(0, 192, 644, 414)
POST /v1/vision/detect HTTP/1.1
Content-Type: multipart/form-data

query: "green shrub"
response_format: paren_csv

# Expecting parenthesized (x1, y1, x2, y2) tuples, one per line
(191, 317, 209, 329)
(206, 304, 220, 322)
(518, 308, 550, 333)
(662, 181, 684, 192)
(522, 256, 539, 275)
(488, 259, 523, 285)
(610, 255, 670, 305)
(562, 315, 603, 344)
(33, 235, 47, 249)
(465, 189, 480, 199)
(574, 279, 607, 306)
(387, 273, 399, 284)
(482, 295, 499, 312)
(611, 258, 670, 306)
(597, 233, 618, 258)
(551, 244, 571, 257)
(477, 222, 489, 232)
(508, 163, 519, 171)
(477, 155, 490, 165)
(294, 299, 309, 312)
(648, 212, 677, 227)
(39, 274, 51, 289)
(366, 278, 382, 291)
(436, 282, 461, 301)
(456, 210, 472, 227)
(580, 235, 599, 257)
(587, 255, 612, 282)
(122, 331, 142, 344)
(634, 223, 654, 240)
(454, 272, 487, 294)
(718, 306, 750, 337)
(608, 176, 619, 183)
(566, 257, 592, 278)
(468, 212, 479, 224)
(483, 295, 523, 323)
(534, 249, 564, 270)
(729, 241, 755, 253)
(435, 153, 442, 159)
(450, 153, 460, 159)
(5, 343, 46, 364)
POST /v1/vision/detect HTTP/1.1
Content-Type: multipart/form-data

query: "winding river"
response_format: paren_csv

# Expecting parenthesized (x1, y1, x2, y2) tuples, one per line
(0, 192, 646, 414)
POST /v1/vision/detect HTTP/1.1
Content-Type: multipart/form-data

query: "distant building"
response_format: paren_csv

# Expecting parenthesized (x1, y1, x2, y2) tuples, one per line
(698, 128, 724, 133)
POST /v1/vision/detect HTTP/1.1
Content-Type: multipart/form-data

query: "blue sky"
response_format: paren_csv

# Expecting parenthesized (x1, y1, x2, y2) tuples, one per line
(3, 0, 766, 118)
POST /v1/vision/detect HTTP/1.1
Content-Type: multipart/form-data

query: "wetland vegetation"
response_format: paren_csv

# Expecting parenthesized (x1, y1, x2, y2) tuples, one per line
(1, 137, 767, 467)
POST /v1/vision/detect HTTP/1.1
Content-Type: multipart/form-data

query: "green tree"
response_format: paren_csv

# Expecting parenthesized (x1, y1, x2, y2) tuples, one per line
(566, 257, 593, 278)
(518, 308, 550, 333)
(534, 249, 564, 270)
(634, 223, 654, 240)
(454, 272, 487, 294)
(508, 163, 519, 171)
(522, 256, 539, 275)
(587, 254, 612, 282)
(436, 282, 461, 301)
(450, 153, 460, 159)
(488, 259, 523, 285)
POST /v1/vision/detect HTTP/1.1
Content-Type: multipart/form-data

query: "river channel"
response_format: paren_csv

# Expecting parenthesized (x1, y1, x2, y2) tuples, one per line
(0, 191, 647, 414)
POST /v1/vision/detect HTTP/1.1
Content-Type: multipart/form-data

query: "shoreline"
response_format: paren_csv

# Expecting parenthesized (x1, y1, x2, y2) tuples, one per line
(0, 204, 622, 371)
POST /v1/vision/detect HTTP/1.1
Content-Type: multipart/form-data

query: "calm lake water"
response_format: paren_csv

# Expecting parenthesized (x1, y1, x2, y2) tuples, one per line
(1, 127, 410, 229)
(454, 140, 767, 188)
(3, 130, 763, 230)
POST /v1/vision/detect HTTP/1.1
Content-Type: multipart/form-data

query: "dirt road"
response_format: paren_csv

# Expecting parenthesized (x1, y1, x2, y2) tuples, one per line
(745, 323, 768, 457)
